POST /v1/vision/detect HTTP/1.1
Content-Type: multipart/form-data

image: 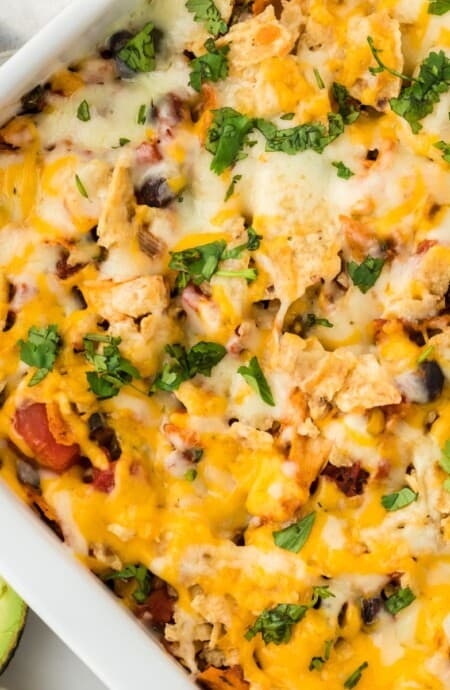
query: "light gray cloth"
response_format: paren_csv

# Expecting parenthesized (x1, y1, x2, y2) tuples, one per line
(0, 0, 72, 51)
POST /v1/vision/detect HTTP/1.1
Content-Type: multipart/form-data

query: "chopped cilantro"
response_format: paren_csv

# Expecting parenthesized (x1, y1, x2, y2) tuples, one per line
(310, 585, 335, 606)
(77, 100, 90, 122)
(170, 240, 226, 288)
(280, 112, 295, 120)
(151, 341, 226, 393)
(169, 232, 259, 288)
(246, 587, 335, 646)
(314, 68, 325, 90)
(102, 564, 152, 604)
(384, 587, 416, 615)
(417, 344, 434, 363)
(224, 174, 242, 201)
(344, 662, 368, 689)
(189, 38, 229, 92)
(273, 512, 316, 553)
(186, 0, 228, 37)
(332, 161, 354, 179)
(381, 487, 418, 511)
(429, 0, 450, 13)
(332, 83, 360, 124)
(112, 138, 131, 148)
(434, 140, 450, 163)
(368, 37, 450, 133)
(118, 23, 157, 73)
(75, 174, 89, 199)
(221, 227, 262, 258)
(18, 325, 61, 386)
(245, 603, 308, 645)
(256, 113, 345, 155)
(83, 334, 141, 399)
(206, 108, 255, 174)
(137, 104, 148, 125)
(347, 255, 385, 293)
(238, 356, 275, 406)
(309, 639, 333, 671)
(304, 314, 333, 329)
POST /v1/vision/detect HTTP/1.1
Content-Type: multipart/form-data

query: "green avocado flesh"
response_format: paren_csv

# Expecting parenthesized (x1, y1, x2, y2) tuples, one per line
(0, 578, 27, 674)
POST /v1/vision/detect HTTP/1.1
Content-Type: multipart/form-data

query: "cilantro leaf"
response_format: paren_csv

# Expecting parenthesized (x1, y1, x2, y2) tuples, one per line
(137, 104, 148, 125)
(368, 38, 450, 133)
(332, 161, 354, 179)
(347, 255, 384, 293)
(429, 0, 450, 12)
(304, 314, 333, 329)
(439, 440, 450, 474)
(18, 325, 61, 387)
(221, 227, 262, 259)
(245, 586, 334, 646)
(417, 344, 434, 364)
(83, 334, 141, 399)
(224, 174, 242, 201)
(189, 38, 229, 92)
(384, 586, 416, 615)
(169, 233, 260, 288)
(102, 564, 152, 604)
(77, 100, 91, 122)
(151, 341, 226, 393)
(206, 108, 255, 174)
(314, 68, 325, 90)
(75, 174, 89, 199)
(273, 512, 316, 553)
(344, 662, 369, 689)
(117, 23, 157, 73)
(381, 487, 418, 511)
(170, 240, 226, 288)
(309, 639, 333, 671)
(332, 83, 360, 125)
(434, 139, 450, 163)
(245, 603, 308, 645)
(186, 0, 228, 37)
(310, 585, 335, 607)
(256, 113, 344, 155)
(238, 356, 275, 406)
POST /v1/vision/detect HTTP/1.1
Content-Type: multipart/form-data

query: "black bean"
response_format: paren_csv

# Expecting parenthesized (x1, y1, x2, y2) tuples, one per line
(420, 360, 444, 402)
(21, 85, 46, 114)
(16, 459, 41, 490)
(366, 149, 379, 161)
(88, 413, 122, 460)
(135, 178, 175, 208)
(108, 30, 135, 78)
(361, 597, 381, 624)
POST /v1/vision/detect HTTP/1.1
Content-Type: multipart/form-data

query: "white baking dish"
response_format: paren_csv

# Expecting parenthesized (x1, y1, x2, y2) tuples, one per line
(0, 3, 193, 688)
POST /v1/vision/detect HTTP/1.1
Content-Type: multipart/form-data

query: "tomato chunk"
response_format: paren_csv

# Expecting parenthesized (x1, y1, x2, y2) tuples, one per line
(14, 403, 80, 473)
(92, 463, 116, 493)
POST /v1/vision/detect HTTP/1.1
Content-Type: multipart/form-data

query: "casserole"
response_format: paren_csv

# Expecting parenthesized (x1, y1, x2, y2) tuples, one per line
(1, 1, 450, 690)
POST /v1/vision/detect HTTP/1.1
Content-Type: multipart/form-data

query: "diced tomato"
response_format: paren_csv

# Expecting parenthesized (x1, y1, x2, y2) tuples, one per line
(136, 586, 175, 626)
(135, 141, 162, 165)
(92, 463, 116, 493)
(14, 403, 80, 473)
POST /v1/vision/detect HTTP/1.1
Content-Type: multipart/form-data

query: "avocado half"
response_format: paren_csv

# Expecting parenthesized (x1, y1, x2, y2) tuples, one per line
(0, 577, 27, 674)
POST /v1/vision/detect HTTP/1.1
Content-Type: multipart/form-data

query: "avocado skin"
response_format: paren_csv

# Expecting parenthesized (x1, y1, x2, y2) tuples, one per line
(0, 577, 27, 675)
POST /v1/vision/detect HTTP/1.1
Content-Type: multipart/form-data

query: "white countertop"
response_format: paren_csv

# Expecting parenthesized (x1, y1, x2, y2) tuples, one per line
(0, 3, 106, 687)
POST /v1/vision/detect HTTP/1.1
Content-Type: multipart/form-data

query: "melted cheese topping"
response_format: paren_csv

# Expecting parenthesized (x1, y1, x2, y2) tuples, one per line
(1, 1, 450, 688)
